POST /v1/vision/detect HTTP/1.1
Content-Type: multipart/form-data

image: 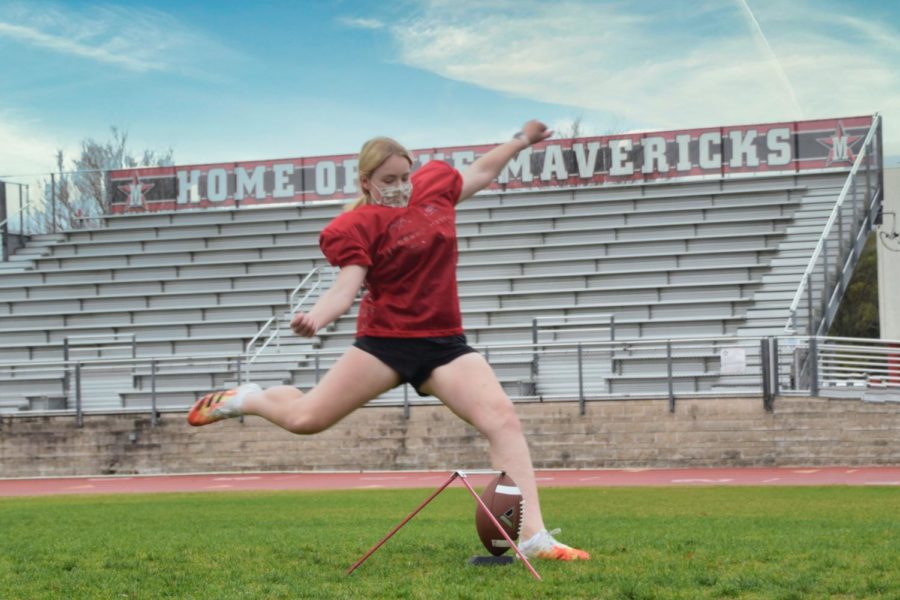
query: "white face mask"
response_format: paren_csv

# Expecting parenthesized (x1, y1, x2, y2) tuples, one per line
(370, 181, 413, 208)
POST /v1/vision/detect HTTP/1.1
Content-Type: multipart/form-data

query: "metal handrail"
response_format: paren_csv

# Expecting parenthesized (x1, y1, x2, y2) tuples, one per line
(0, 336, 758, 376)
(0, 352, 243, 371)
(245, 268, 323, 355)
(288, 266, 335, 313)
(244, 266, 335, 379)
(64, 332, 137, 358)
(533, 313, 616, 339)
(0, 333, 773, 371)
(244, 314, 280, 357)
(8, 336, 769, 378)
(785, 114, 882, 333)
(530, 313, 616, 378)
(3, 334, 898, 424)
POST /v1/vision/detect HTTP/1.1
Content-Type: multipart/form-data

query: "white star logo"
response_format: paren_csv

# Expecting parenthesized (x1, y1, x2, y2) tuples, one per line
(117, 175, 155, 208)
(816, 121, 863, 166)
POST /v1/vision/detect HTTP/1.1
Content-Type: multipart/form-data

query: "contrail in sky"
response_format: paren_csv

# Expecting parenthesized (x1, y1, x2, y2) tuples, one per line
(736, 0, 804, 118)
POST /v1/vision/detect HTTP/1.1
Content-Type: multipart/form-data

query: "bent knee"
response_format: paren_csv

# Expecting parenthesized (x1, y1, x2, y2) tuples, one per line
(285, 413, 330, 435)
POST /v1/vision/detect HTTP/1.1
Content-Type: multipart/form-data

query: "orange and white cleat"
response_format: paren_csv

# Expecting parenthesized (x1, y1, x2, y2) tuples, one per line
(518, 528, 590, 561)
(187, 383, 260, 426)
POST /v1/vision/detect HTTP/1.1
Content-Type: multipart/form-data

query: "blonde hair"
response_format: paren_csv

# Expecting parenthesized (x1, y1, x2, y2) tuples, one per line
(344, 137, 413, 211)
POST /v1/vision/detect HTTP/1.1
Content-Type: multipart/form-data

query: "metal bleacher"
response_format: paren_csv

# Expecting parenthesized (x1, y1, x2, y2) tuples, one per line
(0, 168, 856, 412)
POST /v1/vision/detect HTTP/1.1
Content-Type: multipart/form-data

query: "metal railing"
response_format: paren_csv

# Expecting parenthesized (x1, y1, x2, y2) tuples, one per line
(531, 313, 615, 379)
(0, 174, 73, 242)
(0, 182, 35, 234)
(0, 166, 146, 240)
(63, 333, 137, 360)
(244, 266, 336, 380)
(61, 333, 137, 398)
(785, 114, 884, 336)
(3, 334, 896, 425)
(0, 181, 37, 262)
(799, 336, 900, 398)
(532, 313, 616, 342)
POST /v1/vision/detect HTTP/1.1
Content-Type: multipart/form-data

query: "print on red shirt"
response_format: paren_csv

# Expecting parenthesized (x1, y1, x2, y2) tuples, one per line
(319, 161, 465, 337)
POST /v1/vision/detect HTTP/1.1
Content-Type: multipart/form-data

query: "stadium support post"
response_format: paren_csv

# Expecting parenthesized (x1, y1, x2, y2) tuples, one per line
(577, 343, 585, 416)
(769, 338, 778, 411)
(0, 181, 7, 262)
(666, 341, 675, 412)
(876, 118, 884, 215)
(51, 173, 56, 234)
(75, 363, 83, 428)
(761, 338, 772, 411)
(18, 185, 23, 238)
(150, 359, 159, 427)
(809, 337, 819, 397)
(403, 383, 410, 419)
(806, 278, 814, 336)
(63, 338, 70, 397)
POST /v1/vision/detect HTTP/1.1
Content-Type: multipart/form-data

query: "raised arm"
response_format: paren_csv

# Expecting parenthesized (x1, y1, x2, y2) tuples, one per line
(290, 265, 367, 336)
(458, 120, 552, 203)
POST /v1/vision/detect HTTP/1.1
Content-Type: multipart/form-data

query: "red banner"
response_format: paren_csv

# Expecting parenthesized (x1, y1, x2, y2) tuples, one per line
(108, 115, 874, 214)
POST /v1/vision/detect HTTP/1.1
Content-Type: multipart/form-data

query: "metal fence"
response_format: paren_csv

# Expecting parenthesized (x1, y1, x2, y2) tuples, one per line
(0, 180, 39, 237)
(801, 336, 900, 399)
(0, 167, 136, 265)
(2, 335, 897, 426)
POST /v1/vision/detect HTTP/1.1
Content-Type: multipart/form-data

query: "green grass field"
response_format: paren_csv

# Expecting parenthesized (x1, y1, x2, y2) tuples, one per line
(1, 486, 898, 599)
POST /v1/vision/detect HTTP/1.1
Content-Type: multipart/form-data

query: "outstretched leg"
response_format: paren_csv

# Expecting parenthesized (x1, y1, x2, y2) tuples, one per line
(420, 352, 589, 560)
(191, 347, 401, 434)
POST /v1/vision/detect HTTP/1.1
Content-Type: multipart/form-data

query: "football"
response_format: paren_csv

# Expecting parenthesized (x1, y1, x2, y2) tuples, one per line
(475, 472, 524, 556)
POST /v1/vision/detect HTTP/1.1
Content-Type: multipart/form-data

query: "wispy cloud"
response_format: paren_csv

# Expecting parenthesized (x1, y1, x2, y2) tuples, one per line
(337, 16, 385, 30)
(0, 20, 162, 71)
(384, 0, 900, 152)
(0, 1, 235, 74)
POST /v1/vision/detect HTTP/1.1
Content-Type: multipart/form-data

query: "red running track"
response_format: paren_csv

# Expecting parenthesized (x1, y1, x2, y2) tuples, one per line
(1, 467, 899, 497)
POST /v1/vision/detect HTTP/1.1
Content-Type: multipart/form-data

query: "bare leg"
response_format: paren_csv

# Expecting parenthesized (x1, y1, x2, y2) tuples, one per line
(242, 347, 401, 434)
(419, 352, 545, 540)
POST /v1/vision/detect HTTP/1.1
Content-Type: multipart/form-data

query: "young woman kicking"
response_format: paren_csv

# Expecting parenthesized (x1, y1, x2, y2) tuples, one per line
(188, 120, 589, 561)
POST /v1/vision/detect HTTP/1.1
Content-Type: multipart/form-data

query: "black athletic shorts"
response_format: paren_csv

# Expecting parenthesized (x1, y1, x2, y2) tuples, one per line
(353, 335, 478, 396)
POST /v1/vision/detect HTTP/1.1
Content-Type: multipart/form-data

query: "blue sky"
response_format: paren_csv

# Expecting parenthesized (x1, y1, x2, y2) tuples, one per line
(1, 0, 899, 179)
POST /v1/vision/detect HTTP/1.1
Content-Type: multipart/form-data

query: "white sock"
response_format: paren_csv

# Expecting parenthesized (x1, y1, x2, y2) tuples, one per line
(521, 529, 547, 546)
(230, 382, 262, 413)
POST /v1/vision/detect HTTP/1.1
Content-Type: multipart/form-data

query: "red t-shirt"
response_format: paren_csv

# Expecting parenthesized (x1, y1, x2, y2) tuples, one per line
(319, 160, 464, 337)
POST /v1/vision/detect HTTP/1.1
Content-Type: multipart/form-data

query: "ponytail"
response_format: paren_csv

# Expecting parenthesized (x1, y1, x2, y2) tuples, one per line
(343, 195, 368, 212)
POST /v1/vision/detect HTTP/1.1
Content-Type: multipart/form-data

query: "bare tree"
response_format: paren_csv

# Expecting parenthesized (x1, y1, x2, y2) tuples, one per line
(37, 128, 173, 232)
(73, 127, 174, 216)
(554, 115, 584, 139)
